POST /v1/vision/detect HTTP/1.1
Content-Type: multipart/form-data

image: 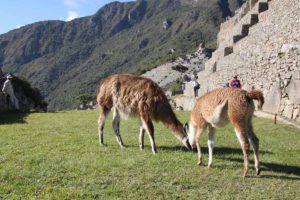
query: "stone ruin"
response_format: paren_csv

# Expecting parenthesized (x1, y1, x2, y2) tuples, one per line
(181, 0, 300, 123)
(0, 68, 47, 112)
(142, 43, 209, 94)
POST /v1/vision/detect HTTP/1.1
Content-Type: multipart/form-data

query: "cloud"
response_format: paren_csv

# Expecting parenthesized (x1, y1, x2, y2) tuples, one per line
(15, 25, 24, 29)
(66, 11, 79, 21)
(64, 0, 80, 8)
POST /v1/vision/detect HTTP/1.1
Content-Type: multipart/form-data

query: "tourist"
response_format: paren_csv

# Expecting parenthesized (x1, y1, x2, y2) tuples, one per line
(229, 75, 241, 88)
(192, 78, 200, 97)
(2, 74, 20, 110)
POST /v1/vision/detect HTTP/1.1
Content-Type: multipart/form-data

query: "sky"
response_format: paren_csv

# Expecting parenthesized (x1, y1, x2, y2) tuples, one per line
(0, 0, 132, 35)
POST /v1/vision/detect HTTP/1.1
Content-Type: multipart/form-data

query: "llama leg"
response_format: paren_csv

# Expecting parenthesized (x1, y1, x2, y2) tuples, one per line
(207, 126, 215, 168)
(195, 128, 204, 165)
(98, 106, 109, 145)
(247, 123, 260, 175)
(234, 126, 250, 177)
(139, 124, 145, 150)
(188, 123, 196, 149)
(112, 108, 125, 148)
(140, 114, 157, 154)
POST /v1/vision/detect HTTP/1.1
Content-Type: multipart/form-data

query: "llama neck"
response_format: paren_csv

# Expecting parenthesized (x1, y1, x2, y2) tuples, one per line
(154, 97, 187, 140)
(160, 112, 186, 140)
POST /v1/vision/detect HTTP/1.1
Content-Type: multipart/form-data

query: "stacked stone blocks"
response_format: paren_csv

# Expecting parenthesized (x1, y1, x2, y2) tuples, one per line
(183, 0, 300, 122)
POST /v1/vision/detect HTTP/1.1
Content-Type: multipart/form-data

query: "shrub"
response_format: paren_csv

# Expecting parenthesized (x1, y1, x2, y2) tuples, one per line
(75, 93, 96, 106)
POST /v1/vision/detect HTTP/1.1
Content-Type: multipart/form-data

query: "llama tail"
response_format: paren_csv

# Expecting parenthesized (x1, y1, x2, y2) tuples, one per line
(246, 90, 264, 109)
(97, 81, 105, 105)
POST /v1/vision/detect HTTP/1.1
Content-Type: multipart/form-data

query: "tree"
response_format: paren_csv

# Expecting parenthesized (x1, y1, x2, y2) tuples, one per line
(75, 93, 96, 106)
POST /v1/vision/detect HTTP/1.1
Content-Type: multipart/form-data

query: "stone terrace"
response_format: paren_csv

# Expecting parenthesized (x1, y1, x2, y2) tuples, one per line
(183, 0, 300, 122)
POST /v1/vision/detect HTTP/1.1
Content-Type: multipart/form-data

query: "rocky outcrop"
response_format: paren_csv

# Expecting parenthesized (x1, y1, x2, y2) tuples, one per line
(0, 74, 47, 112)
(0, 68, 5, 110)
(143, 44, 209, 91)
(184, 0, 300, 122)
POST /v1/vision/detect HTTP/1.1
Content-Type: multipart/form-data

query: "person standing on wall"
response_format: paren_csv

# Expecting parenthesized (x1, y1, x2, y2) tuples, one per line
(2, 74, 20, 110)
(229, 75, 241, 89)
(192, 77, 200, 97)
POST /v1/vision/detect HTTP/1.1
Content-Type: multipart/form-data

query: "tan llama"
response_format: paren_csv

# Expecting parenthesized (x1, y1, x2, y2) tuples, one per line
(187, 88, 264, 177)
(97, 74, 192, 154)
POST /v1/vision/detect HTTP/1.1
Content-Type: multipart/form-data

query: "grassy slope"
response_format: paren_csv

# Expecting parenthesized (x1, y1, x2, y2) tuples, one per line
(0, 110, 299, 199)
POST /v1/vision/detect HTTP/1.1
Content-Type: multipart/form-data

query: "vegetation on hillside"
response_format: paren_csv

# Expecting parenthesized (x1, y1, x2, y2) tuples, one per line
(0, 0, 244, 110)
(0, 110, 299, 199)
(12, 76, 47, 108)
(169, 78, 184, 95)
(75, 93, 97, 108)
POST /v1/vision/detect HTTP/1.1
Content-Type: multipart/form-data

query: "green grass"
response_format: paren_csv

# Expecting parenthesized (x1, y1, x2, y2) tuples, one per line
(0, 110, 300, 199)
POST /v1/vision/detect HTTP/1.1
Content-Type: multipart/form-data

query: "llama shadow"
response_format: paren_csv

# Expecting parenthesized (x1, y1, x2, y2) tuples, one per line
(222, 157, 300, 178)
(160, 146, 300, 179)
(159, 145, 272, 155)
(159, 145, 192, 152)
(0, 111, 29, 124)
(256, 175, 300, 180)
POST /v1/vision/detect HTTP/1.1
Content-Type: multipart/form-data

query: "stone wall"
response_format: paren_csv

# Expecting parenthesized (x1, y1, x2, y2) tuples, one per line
(174, 96, 196, 111)
(184, 0, 300, 122)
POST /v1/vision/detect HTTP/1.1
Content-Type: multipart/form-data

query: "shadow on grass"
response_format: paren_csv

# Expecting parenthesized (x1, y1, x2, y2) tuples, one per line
(0, 111, 29, 124)
(160, 146, 300, 178)
(256, 175, 300, 180)
(223, 157, 300, 178)
(159, 145, 272, 155)
(159, 145, 191, 152)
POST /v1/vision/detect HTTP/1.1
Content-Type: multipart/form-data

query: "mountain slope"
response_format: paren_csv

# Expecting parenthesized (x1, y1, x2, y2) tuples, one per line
(0, 0, 243, 110)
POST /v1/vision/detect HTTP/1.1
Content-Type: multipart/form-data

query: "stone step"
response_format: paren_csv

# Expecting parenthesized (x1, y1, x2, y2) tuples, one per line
(224, 46, 233, 56)
(241, 24, 251, 36)
(231, 24, 251, 44)
(250, 14, 259, 25)
(258, 1, 269, 13)
(233, 34, 244, 43)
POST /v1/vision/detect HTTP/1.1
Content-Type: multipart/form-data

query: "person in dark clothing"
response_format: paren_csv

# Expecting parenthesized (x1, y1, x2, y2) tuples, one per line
(192, 78, 200, 97)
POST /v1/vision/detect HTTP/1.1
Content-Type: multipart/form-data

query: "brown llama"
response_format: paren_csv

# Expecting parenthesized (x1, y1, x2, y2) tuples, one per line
(97, 74, 192, 154)
(186, 88, 264, 177)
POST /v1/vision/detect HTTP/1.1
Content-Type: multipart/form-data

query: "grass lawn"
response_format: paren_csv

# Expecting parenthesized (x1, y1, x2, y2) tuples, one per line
(0, 110, 300, 199)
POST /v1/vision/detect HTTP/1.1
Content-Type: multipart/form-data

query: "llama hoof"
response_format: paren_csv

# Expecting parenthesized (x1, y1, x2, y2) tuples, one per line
(256, 168, 261, 175)
(197, 161, 203, 166)
(152, 148, 158, 154)
(207, 164, 212, 168)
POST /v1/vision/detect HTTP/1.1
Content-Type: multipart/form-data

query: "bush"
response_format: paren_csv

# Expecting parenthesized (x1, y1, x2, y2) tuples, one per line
(75, 93, 96, 106)
(169, 79, 183, 95)
(11, 76, 47, 109)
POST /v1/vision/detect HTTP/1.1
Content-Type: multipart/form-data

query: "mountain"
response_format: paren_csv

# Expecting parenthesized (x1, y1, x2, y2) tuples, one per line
(0, 0, 243, 110)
